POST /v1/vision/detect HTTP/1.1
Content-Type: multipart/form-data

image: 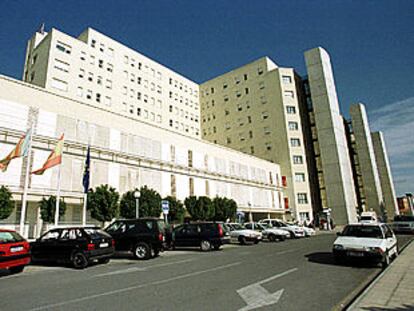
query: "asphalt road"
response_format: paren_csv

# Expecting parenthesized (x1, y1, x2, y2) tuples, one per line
(1, 234, 412, 311)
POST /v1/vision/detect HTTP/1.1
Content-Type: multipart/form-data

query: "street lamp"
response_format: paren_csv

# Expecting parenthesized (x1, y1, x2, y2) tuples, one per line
(248, 202, 252, 223)
(134, 189, 141, 219)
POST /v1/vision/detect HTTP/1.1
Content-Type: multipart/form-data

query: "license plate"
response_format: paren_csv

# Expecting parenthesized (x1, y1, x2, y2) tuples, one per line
(348, 251, 364, 257)
(10, 246, 24, 253)
(99, 243, 109, 248)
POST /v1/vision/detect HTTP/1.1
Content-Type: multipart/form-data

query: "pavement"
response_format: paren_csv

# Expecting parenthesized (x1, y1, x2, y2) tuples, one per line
(348, 239, 414, 311)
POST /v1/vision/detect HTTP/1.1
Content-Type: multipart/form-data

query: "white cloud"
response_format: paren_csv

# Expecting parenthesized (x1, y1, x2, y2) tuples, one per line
(369, 97, 414, 196)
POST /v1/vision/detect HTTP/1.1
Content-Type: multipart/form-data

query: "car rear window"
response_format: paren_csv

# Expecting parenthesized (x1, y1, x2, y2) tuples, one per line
(84, 228, 108, 239)
(361, 216, 375, 221)
(342, 225, 383, 238)
(0, 231, 25, 244)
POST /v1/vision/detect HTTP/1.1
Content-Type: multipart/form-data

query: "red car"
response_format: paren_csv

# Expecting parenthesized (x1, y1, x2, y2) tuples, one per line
(0, 229, 31, 273)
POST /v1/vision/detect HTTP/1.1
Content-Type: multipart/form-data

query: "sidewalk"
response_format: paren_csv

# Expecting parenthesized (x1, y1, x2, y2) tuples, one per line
(348, 240, 414, 310)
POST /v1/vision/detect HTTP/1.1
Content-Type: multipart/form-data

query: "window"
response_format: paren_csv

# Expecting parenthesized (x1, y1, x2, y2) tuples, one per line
(245, 88, 249, 95)
(56, 42, 71, 54)
(290, 138, 301, 147)
(284, 90, 294, 98)
(264, 126, 271, 135)
(288, 121, 299, 131)
(89, 55, 95, 65)
(293, 155, 303, 164)
(104, 96, 111, 106)
(262, 112, 269, 120)
(88, 72, 93, 82)
(224, 96, 229, 102)
(258, 68, 263, 75)
(259, 82, 265, 89)
(136, 107, 141, 116)
(78, 69, 85, 78)
(236, 91, 241, 98)
(76, 87, 83, 97)
(96, 93, 101, 103)
(50, 78, 68, 91)
(223, 83, 228, 89)
(225, 123, 231, 130)
(286, 106, 296, 114)
(98, 59, 103, 68)
(250, 146, 255, 154)
(248, 116, 252, 123)
(226, 137, 231, 144)
(238, 118, 244, 126)
(237, 104, 242, 111)
(107, 48, 114, 57)
(97, 76, 102, 85)
(239, 133, 245, 141)
(295, 173, 305, 182)
(249, 131, 253, 139)
(86, 90, 92, 99)
(91, 39, 96, 48)
(297, 193, 308, 204)
(265, 142, 272, 151)
(107, 64, 113, 72)
(99, 43, 105, 52)
(54, 59, 70, 72)
(244, 74, 248, 80)
(225, 109, 229, 116)
(282, 75, 292, 84)
(106, 79, 112, 89)
(169, 119, 173, 127)
(124, 55, 129, 64)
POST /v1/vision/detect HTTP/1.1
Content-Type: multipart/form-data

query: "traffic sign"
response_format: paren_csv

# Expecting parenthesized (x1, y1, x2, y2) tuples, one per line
(161, 200, 169, 215)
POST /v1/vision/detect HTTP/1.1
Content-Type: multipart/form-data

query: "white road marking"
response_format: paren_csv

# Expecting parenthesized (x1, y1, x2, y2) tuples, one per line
(29, 261, 241, 311)
(93, 258, 195, 277)
(237, 268, 298, 311)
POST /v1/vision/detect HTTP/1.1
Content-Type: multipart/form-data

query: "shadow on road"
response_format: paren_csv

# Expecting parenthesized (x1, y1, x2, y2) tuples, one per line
(360, 304, 414, 311)
(305, 252, 379, 268)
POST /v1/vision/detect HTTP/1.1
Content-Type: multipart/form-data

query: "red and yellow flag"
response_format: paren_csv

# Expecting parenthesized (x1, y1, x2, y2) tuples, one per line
(32, 134, 64, 175)
(0, 129, 32, 172)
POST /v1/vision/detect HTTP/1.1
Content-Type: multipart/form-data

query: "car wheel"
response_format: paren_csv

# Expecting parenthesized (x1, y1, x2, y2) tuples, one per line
(254, 239, 260, 244)
(134, 243, 151, 260)
(239, 236, 247, 245)
(200, 240, 212, 251)
(9, 265, 25, 273)
(382, 253, 390, 269)
(268, 234, 276, 242)
(72, 252, 88, 269)
(289, 231, 295, 239)
(279, 235, 286, 242)
(98, 258, 110, 264)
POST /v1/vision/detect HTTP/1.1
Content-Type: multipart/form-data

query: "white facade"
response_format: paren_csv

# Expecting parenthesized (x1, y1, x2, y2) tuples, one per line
(0, 75, 284, 237)
(23, 27, 201, 138)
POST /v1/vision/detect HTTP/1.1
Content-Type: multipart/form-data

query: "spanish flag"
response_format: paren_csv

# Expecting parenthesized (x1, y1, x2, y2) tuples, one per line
(0, 128, 32, 172)
(32, 134, 64, 175)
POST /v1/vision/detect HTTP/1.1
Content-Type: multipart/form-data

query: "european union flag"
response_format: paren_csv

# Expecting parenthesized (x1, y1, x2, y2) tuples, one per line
(82, 146, 90, 193)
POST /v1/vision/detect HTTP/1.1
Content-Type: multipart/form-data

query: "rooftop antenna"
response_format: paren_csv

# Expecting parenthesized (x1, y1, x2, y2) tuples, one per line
(38, 22, 45, 34)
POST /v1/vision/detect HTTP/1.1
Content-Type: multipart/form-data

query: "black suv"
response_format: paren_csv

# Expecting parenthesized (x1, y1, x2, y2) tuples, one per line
(105, 218, 166, 260)
(171, 222, 225, 251)
(31, 227, 114, 269)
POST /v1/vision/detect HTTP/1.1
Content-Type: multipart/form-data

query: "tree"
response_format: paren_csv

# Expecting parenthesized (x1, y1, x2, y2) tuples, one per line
(87, 184, 120, 223)
(0, 185, 14, 220)
(138, 186, 162, 217)
(163, 196, 185, 223)
(39, 196, 67, 223)
(185, 196, 214, 221)
(120, 189, 138, 219)
(212, 197, 238, 221)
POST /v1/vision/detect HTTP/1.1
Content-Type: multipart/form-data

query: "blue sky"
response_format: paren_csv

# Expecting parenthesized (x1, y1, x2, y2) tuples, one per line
(0, 1, 413, 195)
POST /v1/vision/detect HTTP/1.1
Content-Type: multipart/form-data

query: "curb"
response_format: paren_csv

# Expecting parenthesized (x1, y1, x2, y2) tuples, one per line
(344, 238, 414, 310)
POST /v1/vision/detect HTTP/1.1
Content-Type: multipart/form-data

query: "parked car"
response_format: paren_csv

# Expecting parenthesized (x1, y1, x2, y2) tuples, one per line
(0, 229, 31, 274)
(227, 223, 262, 245)
(392, 215, 414, 234)
(31, 227, 114, 269)
(171, 222, 225, 251)
(244, 222, 289, 241)
(217, 222, 231, 244)
(360, 211, 379, 224)
(332, 223, 398, 268)
(302, 226, 316, 237)
(258, 219, 305, 238)
(105, 218, 166, 260)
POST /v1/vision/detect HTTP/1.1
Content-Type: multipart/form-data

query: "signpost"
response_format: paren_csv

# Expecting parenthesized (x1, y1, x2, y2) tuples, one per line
(161, 200, 169, 224)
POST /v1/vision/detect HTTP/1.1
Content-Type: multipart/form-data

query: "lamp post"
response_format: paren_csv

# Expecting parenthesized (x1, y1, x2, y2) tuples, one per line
(134, 189, 141, 219)
(248, 202, 252, 223)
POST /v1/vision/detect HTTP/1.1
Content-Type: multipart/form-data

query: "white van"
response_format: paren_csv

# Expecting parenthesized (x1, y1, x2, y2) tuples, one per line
(360, 211, 378, 224)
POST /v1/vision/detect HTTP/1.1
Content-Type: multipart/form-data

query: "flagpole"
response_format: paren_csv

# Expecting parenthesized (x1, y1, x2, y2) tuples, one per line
(54, 159, 62, 227)
(19, 124, 34, 237)
(82, 193, 87, 226)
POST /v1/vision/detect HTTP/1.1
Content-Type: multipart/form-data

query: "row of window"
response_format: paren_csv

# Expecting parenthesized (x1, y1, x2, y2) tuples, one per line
(169, 78, 198, 97)
(76, 86, 112, 107)
(90, 39, 114, 57)
(78, 69, 113, 89)
(122, 102, 162, 124)
(123, 71, 162, 94)
(168, 119, 200, 136)
(168, 105, 199, 122)
(169, 91, 198, 109)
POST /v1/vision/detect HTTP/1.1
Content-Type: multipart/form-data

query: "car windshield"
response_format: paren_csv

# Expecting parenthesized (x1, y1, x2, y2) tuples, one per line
(105, 222, 124, 233)
(84, 228, 107, 239)
(360, 216, 374, 221)
(342, 225, 383, 238)
(394, 215, 414, 222)
(232, 224, 244, 230)
(0, 231, 24, 244)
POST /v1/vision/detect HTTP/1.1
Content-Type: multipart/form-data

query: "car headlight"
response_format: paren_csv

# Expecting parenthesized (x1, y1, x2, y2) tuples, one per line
(365, 247, 383, 253)
(333, 244, 344, 250)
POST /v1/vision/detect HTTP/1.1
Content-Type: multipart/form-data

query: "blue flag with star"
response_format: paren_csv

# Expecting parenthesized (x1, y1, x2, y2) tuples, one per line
(82, 145, 90, 193)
